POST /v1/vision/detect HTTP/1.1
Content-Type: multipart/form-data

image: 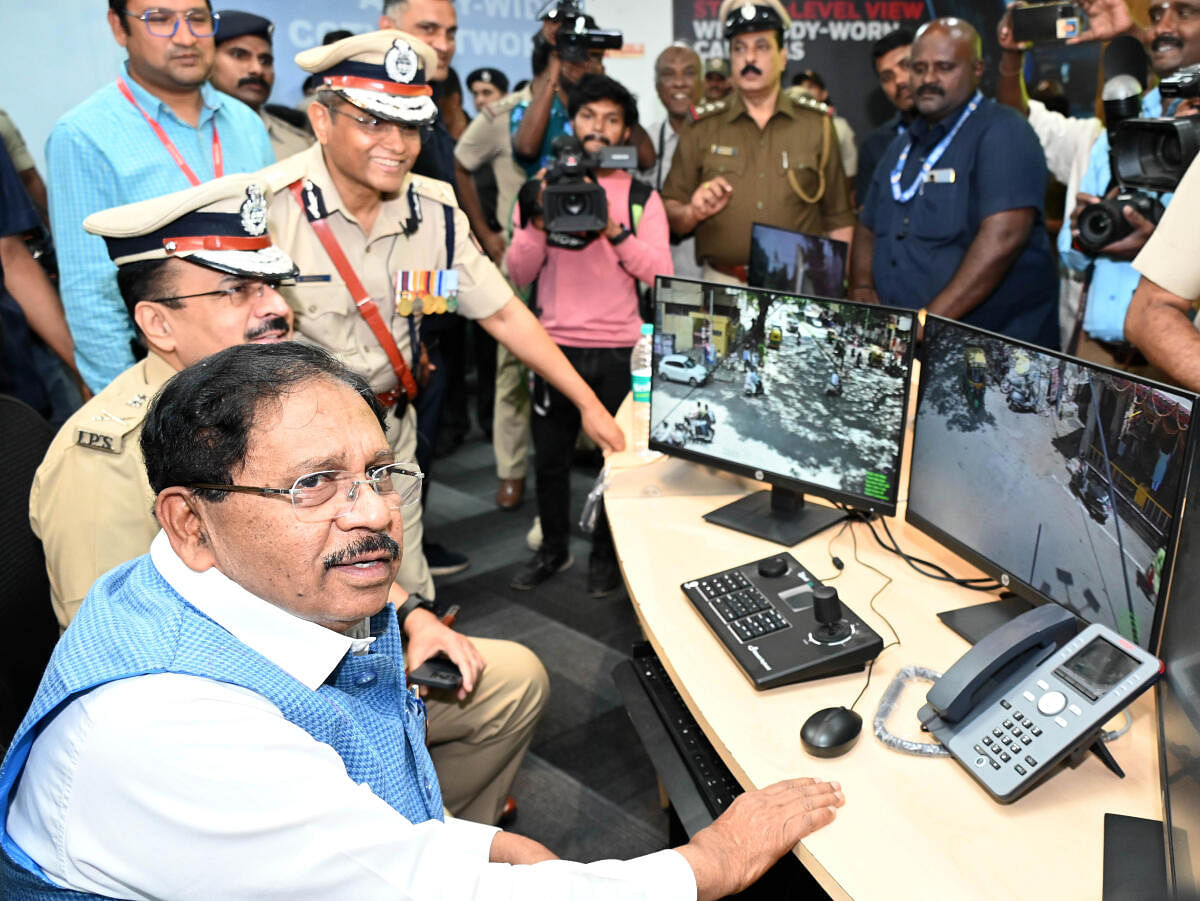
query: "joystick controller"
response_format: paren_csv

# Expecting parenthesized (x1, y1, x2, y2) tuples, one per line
(812, 585, 852, 644)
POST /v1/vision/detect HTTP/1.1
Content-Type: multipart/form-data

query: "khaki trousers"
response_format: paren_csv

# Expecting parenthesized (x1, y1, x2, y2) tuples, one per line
(492, 342, 530, 480)
(425, 636, 549, 824)
(390, 405, 435, 599)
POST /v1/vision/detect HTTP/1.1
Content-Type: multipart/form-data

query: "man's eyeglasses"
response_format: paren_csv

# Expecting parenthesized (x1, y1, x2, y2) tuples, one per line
(146, 280, 290, 307)
(327, 104, 420, 138)
(123, 8, 219, 38)
(188, 463, 424, 524)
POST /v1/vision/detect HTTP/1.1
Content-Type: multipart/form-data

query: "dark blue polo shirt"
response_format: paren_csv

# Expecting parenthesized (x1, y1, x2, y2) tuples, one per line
(856, 112, 911, 196)
(861, 96, 1058, 348)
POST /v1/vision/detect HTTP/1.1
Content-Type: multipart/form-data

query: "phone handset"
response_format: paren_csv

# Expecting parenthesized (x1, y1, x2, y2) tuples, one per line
(919, 605, 1078, 728)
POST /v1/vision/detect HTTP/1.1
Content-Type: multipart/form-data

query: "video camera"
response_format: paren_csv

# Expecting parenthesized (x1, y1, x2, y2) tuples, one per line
(1108, 63, 1200, 193)
(540, 134, 636, 233)
(536, 0, 622, 64)
(1074, 74, 1167, 254)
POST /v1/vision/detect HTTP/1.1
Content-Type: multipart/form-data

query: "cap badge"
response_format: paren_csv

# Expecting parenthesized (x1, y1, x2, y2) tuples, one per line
(480, 70, 493, 82)
(385, 39, 420, 84)
(240, 184, 268, 236)
(740, 5, 756, 19)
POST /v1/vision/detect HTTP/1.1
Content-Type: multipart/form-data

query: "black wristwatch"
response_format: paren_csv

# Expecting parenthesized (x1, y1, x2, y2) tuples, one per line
(609, 224, 632, 245)
(397, 592, 436, 629)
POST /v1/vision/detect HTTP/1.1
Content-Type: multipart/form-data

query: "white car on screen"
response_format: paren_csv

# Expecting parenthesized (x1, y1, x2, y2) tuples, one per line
(657, 354, 708, 386)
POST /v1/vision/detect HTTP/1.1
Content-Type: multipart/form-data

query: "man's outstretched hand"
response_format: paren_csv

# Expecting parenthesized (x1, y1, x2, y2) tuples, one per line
(675, 777, 845, 901)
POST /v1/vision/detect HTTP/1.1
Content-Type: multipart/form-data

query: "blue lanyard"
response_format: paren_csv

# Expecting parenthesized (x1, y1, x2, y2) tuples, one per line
(890, 91, 982, 204)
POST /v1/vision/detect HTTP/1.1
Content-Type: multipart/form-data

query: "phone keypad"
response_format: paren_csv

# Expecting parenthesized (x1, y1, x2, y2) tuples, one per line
(976, 702, 1043, 777)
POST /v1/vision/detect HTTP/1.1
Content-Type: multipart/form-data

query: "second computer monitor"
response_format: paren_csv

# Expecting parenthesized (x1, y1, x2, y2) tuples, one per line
(907, 315, 1196, 650)
(748, 223, 848, 299)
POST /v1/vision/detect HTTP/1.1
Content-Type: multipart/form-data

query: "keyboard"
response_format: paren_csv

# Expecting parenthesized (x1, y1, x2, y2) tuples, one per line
(682, 552, 883, 689)
(630, 643, 743, 817)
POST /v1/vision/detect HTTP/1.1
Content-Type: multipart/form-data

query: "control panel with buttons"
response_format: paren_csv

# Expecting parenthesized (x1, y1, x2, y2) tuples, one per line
(682, 552, 883, 690)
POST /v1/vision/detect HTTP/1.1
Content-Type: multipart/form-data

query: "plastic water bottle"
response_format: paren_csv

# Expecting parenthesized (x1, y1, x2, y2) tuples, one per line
(631, 322, 654, 456)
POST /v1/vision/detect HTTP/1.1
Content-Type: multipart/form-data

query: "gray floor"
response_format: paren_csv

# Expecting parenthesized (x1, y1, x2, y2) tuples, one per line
(424, 437, 670, 860)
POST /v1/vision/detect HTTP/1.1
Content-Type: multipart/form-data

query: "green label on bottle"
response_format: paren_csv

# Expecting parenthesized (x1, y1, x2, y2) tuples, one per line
(631, 372, 651, 404)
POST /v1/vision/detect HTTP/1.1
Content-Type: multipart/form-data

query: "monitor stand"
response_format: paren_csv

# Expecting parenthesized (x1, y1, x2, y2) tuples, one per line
(937, 593, 1035, 645)
(1102, 813, 1168, 901)
(703, 486, 848, 547)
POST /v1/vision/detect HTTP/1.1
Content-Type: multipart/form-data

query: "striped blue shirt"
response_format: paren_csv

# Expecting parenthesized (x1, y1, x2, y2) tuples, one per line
(46, 65, 274, 391)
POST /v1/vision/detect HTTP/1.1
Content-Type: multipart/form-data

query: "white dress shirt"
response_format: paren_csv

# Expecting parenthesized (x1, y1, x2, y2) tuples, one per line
(1025, 98, 1104, 345)
(642, 118, 703, 283)
(8, 533, 697, 900)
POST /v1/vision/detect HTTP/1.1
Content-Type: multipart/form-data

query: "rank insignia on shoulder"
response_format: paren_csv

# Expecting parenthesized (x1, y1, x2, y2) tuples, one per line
(783, 87, 832, 116)
(690, 98, 729, 121)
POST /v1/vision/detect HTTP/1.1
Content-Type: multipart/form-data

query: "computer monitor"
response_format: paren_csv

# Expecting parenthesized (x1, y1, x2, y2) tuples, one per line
(906, 315, 1197, 650)
(748, 223, 848, 299)
(1157, 450, 1200, 899)
(649, 276, 915, 545)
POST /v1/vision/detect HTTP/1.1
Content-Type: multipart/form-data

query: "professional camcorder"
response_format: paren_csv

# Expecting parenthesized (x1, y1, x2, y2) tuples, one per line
(1075, 74, 1166, 254)
(539, 134, 636, 233)
(536, 0, 622, 64)
(1108, 64, 1200, 193)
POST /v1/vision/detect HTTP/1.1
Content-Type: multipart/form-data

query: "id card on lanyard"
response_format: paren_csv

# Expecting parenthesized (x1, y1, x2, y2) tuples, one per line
(117, 76, 223, 186)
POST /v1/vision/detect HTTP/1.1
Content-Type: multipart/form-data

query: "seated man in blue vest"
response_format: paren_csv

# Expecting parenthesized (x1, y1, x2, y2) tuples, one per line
(0, 341, 845, 899)
(27, 175, 549, 830)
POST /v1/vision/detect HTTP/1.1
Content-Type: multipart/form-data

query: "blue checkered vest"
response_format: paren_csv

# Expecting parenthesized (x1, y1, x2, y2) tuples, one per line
(0, 554, 442, 899)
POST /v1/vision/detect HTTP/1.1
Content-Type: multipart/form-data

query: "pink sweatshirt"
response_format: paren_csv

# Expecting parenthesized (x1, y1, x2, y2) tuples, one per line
(505, 170, 674, 348)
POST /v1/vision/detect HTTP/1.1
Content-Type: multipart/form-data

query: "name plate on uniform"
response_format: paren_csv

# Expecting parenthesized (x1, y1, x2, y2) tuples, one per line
(924, 168, 956, 184)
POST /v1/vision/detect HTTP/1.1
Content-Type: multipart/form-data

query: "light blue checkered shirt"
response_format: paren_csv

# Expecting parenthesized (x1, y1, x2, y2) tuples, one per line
(46, 65, 274, 391)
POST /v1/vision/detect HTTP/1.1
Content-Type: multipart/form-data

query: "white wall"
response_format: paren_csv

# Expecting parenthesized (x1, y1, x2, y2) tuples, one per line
(0, 0, 671, 177)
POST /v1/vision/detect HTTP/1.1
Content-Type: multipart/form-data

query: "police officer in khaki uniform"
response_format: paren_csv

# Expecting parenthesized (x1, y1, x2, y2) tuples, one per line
(259, 30, 625, 599)
(29, 175, 549, 828)
(210, 11, 314, 161)
(662, 0, 856, 284)
(30, 174, 298, 630)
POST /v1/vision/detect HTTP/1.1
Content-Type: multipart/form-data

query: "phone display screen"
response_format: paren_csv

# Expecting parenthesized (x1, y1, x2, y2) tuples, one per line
(1011, 3, 1082, 43)
(1061, 637, 1139, 696)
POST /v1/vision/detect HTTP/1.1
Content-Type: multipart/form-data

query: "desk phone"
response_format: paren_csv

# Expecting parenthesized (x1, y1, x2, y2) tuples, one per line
(919, 605, 1161, 803)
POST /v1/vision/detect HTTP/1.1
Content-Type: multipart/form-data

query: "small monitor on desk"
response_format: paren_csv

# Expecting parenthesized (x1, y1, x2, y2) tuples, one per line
(906, 315, 1197, 650)
(747, 223, 848, 299)
(648, 276, 916, 545)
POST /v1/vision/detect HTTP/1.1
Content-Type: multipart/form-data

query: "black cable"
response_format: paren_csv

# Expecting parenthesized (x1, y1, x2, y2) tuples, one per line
(865, 514, 1002, 591)
(830, 519, 902, 713)
(818, 518, 853, 582)
(848, 518, 901, 647)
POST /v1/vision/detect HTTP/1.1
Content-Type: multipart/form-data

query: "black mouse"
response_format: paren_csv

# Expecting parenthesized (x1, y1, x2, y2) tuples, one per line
(800, 706, 863, 758)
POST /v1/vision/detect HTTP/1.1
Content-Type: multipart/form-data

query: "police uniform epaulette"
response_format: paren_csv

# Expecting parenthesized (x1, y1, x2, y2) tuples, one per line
(72, 390, 152, 455)
(259, 151, 309, 194)
(408, 173, 459, 208)
(690, 97, 730, 122)
(481, 92, 523, 121)
(783, 87, 833, 117)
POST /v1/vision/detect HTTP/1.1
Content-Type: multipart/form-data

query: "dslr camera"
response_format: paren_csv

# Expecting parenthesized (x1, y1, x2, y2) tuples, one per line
(537, 0, 622, 64)
(540, 135, 636, 233)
